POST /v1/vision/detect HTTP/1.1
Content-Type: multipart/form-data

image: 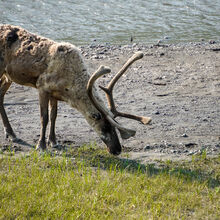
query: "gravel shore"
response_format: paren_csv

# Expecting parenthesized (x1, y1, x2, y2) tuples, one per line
(1, 41, 220, 163)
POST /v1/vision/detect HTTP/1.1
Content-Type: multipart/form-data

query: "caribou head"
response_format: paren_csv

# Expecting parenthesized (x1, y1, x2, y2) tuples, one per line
(86, 51, 151, 155)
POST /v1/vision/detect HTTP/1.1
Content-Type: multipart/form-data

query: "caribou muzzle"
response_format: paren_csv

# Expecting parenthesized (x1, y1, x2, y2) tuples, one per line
(100, 120, 121, 155)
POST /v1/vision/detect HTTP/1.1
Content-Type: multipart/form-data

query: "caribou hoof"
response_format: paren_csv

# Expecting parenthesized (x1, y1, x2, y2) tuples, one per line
(5, 131, 18, 142)
(36, 140, 47, 151)
(5, 131, 16, 139)
(48, 140, 60, 148)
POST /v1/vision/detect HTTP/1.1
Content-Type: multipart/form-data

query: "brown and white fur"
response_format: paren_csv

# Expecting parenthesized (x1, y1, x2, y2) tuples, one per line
(0, 24, 121, 155)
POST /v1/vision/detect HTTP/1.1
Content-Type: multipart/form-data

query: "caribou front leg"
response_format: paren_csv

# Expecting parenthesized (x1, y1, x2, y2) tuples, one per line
(0, 76, 17, 141)
(36, 90, 49, 150)
(48, 97, 58, 147)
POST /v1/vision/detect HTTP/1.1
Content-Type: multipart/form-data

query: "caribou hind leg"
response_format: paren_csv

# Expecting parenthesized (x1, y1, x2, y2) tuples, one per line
(0, 75, 17, 140)
(36, 90, 49, 150)
(48, 97, 58, 147)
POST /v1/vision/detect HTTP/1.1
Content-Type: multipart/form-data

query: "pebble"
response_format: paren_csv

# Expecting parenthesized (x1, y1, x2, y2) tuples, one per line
(187, 151, 195, 156)
(181, 133, 188, 138)
(209, 40, 216, 44)
(144, 145, 151, 151)
(171, 149, 177, 153)
(155, 110, 160, 115)
(164, 36, 170, 40)
(185, 143, 197, 148)
(157, 40, 162, 45)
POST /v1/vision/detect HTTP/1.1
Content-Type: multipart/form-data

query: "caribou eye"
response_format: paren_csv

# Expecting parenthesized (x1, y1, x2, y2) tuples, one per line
(92, 113, 102, 120)
(65, 88, 69, 92)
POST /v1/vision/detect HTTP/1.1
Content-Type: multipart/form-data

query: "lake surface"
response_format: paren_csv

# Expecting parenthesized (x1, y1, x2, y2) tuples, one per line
(0, 0, 220, 45)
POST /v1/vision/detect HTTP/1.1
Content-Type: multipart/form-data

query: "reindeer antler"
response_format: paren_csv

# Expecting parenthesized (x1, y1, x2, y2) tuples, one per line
(87, 52, 151, 140)
(87, 66, 136, 139)
(100, 52, 151, 125)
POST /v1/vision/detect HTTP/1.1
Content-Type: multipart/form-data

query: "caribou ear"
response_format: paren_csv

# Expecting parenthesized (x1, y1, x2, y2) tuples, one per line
(118, 128, 136, 140)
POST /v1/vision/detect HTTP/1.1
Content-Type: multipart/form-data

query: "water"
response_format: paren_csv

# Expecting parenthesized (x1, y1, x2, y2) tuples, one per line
(0, 0, 220, 45)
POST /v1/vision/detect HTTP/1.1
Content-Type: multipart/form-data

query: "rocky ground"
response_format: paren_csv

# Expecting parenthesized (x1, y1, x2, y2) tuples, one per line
(0, 41, 220, 163)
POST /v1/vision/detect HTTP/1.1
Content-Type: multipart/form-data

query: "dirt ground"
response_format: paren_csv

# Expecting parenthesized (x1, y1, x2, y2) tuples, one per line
(0, 42, 220, 163)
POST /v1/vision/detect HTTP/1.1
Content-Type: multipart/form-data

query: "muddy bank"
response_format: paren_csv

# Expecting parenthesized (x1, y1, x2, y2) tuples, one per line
(0, 41, 220, 163)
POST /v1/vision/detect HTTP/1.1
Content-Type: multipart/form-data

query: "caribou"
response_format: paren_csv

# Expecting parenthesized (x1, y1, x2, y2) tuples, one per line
(0, 24, 151, 155)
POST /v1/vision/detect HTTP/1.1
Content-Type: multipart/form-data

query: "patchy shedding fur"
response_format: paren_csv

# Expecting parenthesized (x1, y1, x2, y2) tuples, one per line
(0, 24, 121, 155)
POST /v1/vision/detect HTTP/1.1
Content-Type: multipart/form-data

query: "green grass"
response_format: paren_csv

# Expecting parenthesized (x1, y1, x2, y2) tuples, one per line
(0, 144, 220, 219)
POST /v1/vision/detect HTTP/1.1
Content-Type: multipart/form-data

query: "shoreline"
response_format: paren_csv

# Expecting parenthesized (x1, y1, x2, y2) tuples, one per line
(79, 39, 220, 52)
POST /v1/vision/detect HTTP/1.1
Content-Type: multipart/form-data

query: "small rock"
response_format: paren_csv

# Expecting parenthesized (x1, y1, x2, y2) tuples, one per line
(98, 51, 105, 55)
(144, 145, 151, 151)
(181, 133, 188, 138)
(187, 151, 194, 156)
(164, 36, 170, 40)
(209, 40, 216, 44)
(185, 143, 197, 148)
(157, 40, 162, 45)
(155, 111, 160, 115)
(89, 44, 96, 49)
(92, 55, 100, 59)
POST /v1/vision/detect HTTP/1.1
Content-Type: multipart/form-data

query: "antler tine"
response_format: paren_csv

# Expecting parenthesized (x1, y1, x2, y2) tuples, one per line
(87, 65, 112, 117)
(100, 52, 143, 113)
(99, 52, 151, 125)
(87, 65, 136, 140)
(108, 51, 144, 90)
(114, 112, 151, 125)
